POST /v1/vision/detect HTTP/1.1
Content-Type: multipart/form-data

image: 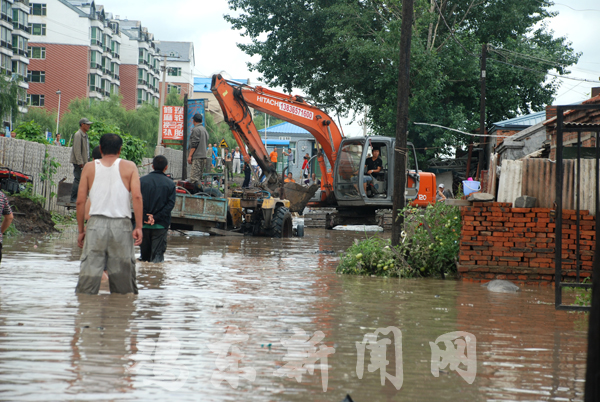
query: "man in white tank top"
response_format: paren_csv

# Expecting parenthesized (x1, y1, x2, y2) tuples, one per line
(74, 133, 143, 294)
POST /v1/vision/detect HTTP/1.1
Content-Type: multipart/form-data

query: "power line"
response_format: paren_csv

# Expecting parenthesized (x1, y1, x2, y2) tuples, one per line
(487, 57, 600, 83)
(553, 2, 600, 13)
(414, 122, 511, 138)
(431, 1, 600, 84)
(487, 45, 568, 69)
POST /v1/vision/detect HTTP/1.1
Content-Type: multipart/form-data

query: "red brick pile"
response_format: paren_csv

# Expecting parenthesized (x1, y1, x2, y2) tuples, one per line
(458, 202, 595, 285)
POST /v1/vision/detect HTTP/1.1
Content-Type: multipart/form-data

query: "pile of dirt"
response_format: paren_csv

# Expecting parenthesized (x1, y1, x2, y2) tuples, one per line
(8, 196, 57, 234)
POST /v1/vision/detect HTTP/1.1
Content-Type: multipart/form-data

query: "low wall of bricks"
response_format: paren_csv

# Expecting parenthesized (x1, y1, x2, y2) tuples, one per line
(458, 202, 595, 286)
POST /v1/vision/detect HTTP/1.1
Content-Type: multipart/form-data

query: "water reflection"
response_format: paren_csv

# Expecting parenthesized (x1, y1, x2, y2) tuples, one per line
(68, 294, 137, 396)
(0, 230, 588, 401)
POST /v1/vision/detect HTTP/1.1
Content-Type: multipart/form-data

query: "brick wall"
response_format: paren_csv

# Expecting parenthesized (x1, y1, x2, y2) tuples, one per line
(27, 43, 89, 118)
(120, 64, 138, 111)
(458, 201, 595, 285)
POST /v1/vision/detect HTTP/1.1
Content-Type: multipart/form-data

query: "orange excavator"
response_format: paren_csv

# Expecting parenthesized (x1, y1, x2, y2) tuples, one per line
(211, 74, 436, 228)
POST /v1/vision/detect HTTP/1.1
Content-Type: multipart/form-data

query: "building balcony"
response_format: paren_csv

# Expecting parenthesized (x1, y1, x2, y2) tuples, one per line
(90, 62, 102, 70)
(12, 23, 30, 35)
(91, 39, 102, 47)
(0, 13, 12, 24)
(15, 0, 31, 7)
(12, 48, 27, 57)
(0, 40, 12, 51)
(111, 51, 119, 59)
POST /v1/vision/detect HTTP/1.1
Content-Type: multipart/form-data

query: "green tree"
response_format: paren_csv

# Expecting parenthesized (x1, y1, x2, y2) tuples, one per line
(225, 0, 579, 161)
(14, 120, 49, 144)
(23, 107, 56, 134)
(58, 95, 158, 156)
(0, 76, 20, 126)
(165, 87, 184, 107)
(87, 121, 147, 165)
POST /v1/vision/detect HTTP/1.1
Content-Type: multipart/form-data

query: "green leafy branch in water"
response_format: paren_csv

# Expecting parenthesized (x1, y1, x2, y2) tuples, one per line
(40, 147, 61, 199)
(337, 202, 462, 278)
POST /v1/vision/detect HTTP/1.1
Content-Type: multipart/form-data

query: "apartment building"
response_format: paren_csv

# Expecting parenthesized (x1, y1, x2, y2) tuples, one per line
(155, 40, 194, 100)
(117, 18, 159, 110)
(1, 0, 29, 127)
(26, 0, 124, 117)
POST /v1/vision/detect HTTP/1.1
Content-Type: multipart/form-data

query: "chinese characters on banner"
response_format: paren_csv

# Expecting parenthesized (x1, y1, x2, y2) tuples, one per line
(127, 326, 477, 392)
(162, 106, 184, 141)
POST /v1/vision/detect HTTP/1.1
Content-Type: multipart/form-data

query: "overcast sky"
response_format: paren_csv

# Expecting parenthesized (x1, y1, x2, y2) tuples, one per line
(98, 0, 600, 134)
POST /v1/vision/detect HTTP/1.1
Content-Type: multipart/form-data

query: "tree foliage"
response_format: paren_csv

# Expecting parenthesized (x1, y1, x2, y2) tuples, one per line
(225, 0, 580, 160)
(0, 77, 21, 125)
(58, 95, 158, 156)
(23, 107, 56, 134)
(165, 87, 184, 107)
(14, 120, 49, 144)
(87, 121, 147, 165)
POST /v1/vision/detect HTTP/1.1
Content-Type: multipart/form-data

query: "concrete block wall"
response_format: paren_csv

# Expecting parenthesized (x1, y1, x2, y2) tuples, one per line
(0, 139, 186, 213)
(458, 201, 595, 285)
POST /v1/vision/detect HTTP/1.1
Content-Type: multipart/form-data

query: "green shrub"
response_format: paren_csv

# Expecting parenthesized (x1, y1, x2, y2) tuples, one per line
(337, 202, 462, 278)
(6, 184, 46, 205)
(14, 120, 50, 145)
(337, 236, 411, 278)
(87, 121, 147, 165)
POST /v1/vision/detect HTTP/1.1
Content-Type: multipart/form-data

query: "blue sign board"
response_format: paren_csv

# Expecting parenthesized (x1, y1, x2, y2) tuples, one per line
(186, 98, 206, 149)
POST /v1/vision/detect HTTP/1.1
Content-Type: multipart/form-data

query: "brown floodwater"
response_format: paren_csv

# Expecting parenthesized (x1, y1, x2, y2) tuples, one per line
(0, 228, 589, 401)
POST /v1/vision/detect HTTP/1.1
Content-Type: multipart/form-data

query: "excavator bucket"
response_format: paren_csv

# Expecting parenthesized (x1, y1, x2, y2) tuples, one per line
(283, 182, 319, 213)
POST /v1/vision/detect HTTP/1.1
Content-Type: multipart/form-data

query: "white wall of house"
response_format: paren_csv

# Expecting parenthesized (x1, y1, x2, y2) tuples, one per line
(29, 0, 90, 46)
(119, 33, 138, 64)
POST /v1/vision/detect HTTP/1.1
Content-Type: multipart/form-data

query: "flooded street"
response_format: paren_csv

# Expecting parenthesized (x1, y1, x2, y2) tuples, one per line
(0, 229, 588, 401)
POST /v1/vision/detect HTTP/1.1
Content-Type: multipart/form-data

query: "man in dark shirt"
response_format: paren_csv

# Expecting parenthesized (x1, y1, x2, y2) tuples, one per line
(139, 155, 176, 262)
(363, 148, 383, 193)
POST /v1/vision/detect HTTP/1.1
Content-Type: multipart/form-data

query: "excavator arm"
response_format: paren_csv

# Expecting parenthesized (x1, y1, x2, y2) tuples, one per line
(211, 74, 343, 201)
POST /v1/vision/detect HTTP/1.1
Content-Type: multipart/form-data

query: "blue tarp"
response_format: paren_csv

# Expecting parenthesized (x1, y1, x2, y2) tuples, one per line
(262, 139, 290, 146)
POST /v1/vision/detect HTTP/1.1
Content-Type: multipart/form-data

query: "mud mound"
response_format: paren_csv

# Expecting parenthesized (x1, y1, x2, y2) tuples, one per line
(8, 196, 57, 234)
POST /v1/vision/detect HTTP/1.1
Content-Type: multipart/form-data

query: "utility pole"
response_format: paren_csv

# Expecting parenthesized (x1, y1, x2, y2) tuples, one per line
(480, 43, 487, 174)
(391, 0, 414, 246)
(182, 93, 188, 180)
(155, 55, 168, 156)
(55, 90, 61, 137)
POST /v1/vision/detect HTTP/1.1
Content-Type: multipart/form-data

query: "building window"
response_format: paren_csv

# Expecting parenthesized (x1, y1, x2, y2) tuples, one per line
(0, 26, 10, 47)
(12, 8, 28, 29)
(90, 50, 101, 69)
(12, 35, 27, 56)
(0, 0, 10, 17)
(168, 67, 181, 77)
(30, 3, 46, 16)
(27, 70, 45, 83)
(12, 60, 26, 77)
(0, 53, 11, 73)
(29, 23, 46, 36)
(90, 27, 101, 46)
(137, 89, 143, 105)
(28, 46, 46, 59)
(27, 94, 45, 106)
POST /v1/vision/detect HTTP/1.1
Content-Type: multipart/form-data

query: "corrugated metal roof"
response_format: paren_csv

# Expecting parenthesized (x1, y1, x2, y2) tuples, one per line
(194, 77, 249, 93)
(258, 122, 310, 135)
(493, 111, 547, 128)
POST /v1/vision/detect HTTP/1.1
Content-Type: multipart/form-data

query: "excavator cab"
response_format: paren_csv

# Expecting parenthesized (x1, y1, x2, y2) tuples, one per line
(333, 136, 421, 208)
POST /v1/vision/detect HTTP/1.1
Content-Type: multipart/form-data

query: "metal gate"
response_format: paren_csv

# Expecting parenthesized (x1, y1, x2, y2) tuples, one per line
(554, 104, 600, 311)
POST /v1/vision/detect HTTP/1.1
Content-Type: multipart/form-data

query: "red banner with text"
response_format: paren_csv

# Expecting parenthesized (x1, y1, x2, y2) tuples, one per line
(161, 106, 184, 141)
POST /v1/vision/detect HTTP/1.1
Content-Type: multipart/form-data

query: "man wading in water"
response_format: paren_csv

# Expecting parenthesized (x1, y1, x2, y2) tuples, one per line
(75, 133, 143, 294)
